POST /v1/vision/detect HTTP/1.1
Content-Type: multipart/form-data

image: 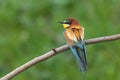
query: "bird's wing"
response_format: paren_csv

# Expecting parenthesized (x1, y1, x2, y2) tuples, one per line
(72, 27, 84, 40)
(79, 27, 84, 40)
(65, 28, 78, 42)
(64, 31, 74, 45)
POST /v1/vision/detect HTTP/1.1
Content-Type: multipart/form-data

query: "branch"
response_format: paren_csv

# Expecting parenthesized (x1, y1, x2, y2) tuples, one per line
(0, 34, 120, 80)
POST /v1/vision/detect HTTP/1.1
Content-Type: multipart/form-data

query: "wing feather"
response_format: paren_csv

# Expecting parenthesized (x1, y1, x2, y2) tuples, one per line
(65, 29, 78, 42)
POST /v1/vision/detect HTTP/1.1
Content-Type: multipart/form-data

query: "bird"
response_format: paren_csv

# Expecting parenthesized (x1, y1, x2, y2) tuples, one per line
(58, 18, 87, 72)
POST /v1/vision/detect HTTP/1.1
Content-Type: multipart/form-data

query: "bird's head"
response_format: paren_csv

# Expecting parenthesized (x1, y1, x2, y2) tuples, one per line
(58, 18, 80, 29)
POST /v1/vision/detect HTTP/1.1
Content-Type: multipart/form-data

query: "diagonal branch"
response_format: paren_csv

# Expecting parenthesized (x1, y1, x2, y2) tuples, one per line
(0, 34, 120, 80)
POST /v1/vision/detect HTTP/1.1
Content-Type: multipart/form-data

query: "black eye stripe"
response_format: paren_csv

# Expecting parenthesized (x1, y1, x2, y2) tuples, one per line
(66, 21, 71, 24)
(58, 20, 71, 24)
(64, 20, 71, 24)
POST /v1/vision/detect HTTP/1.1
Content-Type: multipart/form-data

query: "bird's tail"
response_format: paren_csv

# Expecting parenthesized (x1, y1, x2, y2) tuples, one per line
(77, 57, 86, 80)
(76, 48, 87, 71)
(76, 40, 87, 71)
(69, 46, 87, 72)
(69, 44, 87, 80)
(81, 71, 86, 80)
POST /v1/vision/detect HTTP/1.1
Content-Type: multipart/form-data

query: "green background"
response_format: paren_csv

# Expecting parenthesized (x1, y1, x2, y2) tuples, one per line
(0, 0, 120, 80)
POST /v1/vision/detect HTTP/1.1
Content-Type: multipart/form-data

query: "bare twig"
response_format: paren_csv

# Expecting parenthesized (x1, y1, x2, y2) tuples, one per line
(0, 34, 120, 80)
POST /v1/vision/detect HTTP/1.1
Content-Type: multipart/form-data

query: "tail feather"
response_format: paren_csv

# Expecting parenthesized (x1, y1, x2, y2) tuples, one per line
(82, 71, 86, 80)
(69, 46, 87, 72)
(82, 43, 87, 65)
(76, 41, 87, 66)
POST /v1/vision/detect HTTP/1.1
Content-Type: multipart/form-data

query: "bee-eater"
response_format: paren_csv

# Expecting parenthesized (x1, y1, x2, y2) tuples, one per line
(58, 18, 87, 72)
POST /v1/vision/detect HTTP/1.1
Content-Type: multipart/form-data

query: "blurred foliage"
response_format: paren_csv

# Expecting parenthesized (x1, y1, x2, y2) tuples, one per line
(0, 0, 120, 80)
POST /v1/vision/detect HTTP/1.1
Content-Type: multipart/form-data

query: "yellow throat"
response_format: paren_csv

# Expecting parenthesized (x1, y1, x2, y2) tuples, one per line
(63, 24, 70, 28)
